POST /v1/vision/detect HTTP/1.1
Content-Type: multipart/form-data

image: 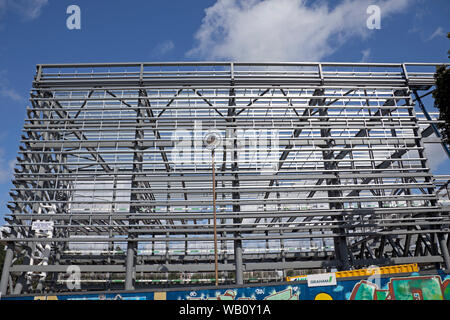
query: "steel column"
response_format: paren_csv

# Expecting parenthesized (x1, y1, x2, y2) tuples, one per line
(0, 243, 14, 296)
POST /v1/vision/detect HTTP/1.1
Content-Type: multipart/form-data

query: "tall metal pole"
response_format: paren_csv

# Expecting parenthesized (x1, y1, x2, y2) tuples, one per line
(0, 243, 14, 296)
(212, 149, 219, 286)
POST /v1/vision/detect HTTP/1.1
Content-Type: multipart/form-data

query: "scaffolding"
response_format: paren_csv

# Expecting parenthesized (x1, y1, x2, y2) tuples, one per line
(1, 62, 449, 295)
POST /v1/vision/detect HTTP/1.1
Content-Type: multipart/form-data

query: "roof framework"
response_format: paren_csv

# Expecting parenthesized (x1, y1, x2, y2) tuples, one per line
(1, 62, 450, 295)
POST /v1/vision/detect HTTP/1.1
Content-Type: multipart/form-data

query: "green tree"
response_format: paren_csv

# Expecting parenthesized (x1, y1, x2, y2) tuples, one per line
(433, 32, 450, 145)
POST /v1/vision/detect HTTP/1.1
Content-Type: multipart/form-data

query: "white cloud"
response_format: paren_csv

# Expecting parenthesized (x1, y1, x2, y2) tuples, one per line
(187, 0, 411, 61)
(0, 0, 48, 20)
(426, 26, 445, 42)
(0, 70, 24, 102)
(151, 40, 175, 58)
(0, 86, 22, 101)
(360, 48, 371, 62)
(0, 148, 15, 184)
(424, 143, 449, 172)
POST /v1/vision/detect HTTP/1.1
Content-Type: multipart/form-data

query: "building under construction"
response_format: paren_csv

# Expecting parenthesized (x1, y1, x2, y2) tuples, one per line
(1, 62, 449, 296)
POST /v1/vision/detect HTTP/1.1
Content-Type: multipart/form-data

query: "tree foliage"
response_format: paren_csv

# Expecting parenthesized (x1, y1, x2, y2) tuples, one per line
(433, 32, 450, 145)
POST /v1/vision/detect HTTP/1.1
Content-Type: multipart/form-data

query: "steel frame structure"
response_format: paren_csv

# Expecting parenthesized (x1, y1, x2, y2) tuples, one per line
(1, 61, 450, 295)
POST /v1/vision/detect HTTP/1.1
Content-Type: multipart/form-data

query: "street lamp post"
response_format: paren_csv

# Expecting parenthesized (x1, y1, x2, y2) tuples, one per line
(204, 132, 221, 287)
(211, 148, 218, 286)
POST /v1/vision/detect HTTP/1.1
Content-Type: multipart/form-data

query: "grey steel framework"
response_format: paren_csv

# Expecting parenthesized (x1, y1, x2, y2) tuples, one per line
(1, 62, 450, 295)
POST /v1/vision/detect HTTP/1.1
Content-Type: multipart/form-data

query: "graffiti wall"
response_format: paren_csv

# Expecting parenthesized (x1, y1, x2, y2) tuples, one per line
(349, 274, 450, 300)
(2, 271, 449, 300)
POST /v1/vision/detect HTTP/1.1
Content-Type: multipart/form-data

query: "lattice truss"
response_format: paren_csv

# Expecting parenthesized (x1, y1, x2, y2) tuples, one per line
(1, 62, 449, 294)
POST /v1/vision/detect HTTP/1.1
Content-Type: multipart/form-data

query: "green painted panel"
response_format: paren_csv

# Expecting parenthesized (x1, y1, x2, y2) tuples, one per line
(390, 277, 443, 300)
(353, 282, 376, 300)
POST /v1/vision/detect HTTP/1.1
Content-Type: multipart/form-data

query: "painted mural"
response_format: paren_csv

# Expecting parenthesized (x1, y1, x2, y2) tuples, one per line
(178, 286, 300, 300)
(349, 275, 450, 300)
(2, 271, 449, 300)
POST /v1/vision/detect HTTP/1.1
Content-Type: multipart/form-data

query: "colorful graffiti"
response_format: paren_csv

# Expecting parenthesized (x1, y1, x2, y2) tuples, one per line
(350, 275, 450, 300)
(33, 293, 150, 300)
(2, 271, 449, 300)
(184, 287, 300, 300)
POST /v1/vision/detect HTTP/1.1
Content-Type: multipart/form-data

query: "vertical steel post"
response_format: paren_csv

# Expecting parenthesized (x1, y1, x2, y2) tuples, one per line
(125, 241, 135, 290)
(0, 243, 14, 296)
(438, 234, 450, 270)
(125, 89, 146, 291)
(227, 75, 244, 285)
(234, 240, 243, 284)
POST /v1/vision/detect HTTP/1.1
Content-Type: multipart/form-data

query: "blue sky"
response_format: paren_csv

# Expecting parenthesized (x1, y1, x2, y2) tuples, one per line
(0, 0, 449, 224)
